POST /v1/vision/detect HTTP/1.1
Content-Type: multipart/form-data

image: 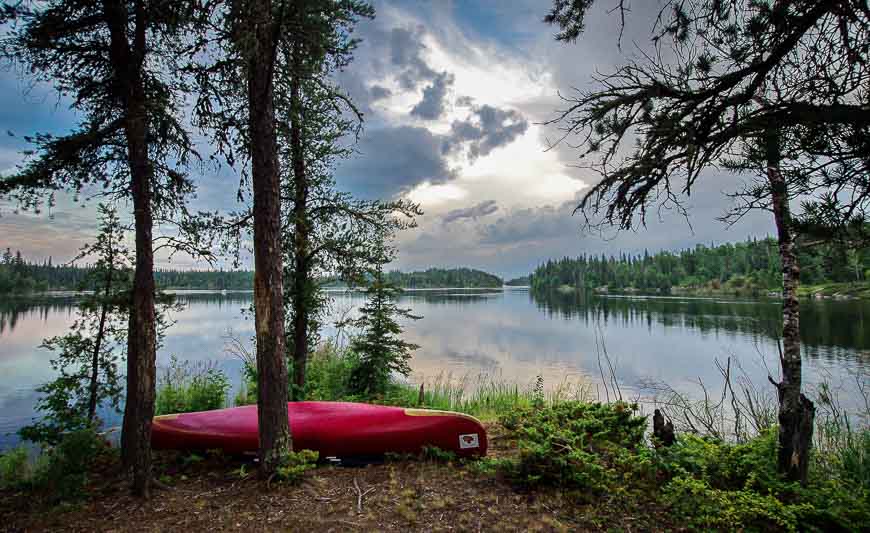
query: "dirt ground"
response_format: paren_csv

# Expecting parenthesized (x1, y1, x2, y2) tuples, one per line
(1, 425, 671, 532)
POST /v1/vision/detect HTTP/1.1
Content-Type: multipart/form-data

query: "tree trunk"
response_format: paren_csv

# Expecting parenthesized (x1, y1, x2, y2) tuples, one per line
(290, 42, 309, 400)
(247, 0, 292, 475)
(103, 0, 158, 498)
(766, 129, 814, 485)
(88, 253, 113, 423)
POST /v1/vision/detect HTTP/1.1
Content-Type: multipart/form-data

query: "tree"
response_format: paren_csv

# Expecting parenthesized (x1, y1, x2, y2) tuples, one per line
(545, 0, 870, 483)
(347, 246, 421, 397)
(0, 0, 203, 496)
(19, 204, 130, 445)
(188, 0, 294, 475)
(243, 0, 292, 476)
(276, 0, 419, 398)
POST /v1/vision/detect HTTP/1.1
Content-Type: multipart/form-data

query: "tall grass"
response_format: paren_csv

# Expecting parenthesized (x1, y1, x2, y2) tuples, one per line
(812, 380, 870, 487)
(384, 372, 594, 420)
(227, 339, 594, 420)
(154, 355, 230, 415)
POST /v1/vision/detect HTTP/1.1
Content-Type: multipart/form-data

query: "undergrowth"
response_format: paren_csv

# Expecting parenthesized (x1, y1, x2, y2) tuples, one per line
(492, 401, 870, 532)
(0, 428, 114, 504)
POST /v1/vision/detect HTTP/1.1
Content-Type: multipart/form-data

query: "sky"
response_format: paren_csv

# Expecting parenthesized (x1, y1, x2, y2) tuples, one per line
(0, 0, 774, 279)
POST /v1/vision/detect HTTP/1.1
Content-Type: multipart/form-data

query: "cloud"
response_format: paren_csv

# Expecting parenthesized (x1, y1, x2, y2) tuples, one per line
(444, 104, 529, 161)
(442, 199, 499, 224)
(410, 71, 454, 120)
(336, 125, 455, 198)
(370, 85, 392, 101)
(389, 26, 437, 90)
(479, 200, 576, 246)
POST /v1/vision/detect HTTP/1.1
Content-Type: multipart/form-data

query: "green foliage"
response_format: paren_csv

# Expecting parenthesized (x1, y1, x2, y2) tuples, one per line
(299, 342, 361, 401)
(661, 474, 808, 532)
(33, 428, 110, 503)
(155, 356, 230, 415)
(275, 449, 319, 484)
(0, 447, 32, 490)
(499, 402, 648, 492)
(657, 430, 781, 492)
(490, 399, 870, 531)
(657, 431, 870, 531)
(347, 260, 421, 396)
(18, 205, 129, 445)
(421, 446, 456, 463)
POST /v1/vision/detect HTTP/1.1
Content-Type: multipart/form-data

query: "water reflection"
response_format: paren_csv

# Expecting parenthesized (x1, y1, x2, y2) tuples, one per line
(0, 288, 867, 451)
(532, 289, 870, 358)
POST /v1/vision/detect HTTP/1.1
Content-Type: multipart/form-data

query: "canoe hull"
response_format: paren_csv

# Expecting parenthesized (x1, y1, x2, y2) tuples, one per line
(151, 401, 487, 457)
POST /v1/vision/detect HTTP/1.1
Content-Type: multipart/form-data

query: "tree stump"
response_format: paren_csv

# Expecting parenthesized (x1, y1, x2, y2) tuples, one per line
(653, 409, 675, 447)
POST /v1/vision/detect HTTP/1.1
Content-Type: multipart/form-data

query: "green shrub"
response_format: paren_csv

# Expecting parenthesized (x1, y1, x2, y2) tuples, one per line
(299, 343, 360, 401)
(657, 429, 781, 492)
(155, 356, 230, 415)
(661, 474, 808, 532)
(658, 429, 870, 531)
(33, 428, 110, 503)
(0, 447, 32, 490)
(275, 449, 319, 484)
(498, 401, 648, 492)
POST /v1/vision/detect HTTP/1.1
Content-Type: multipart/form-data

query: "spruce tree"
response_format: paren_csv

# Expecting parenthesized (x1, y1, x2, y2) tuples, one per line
(347, 246, 420, 397)
(19, 204, 130, 445)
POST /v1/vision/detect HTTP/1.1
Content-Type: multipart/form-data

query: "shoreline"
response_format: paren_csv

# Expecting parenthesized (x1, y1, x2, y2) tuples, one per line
(544, 281, 870, 301)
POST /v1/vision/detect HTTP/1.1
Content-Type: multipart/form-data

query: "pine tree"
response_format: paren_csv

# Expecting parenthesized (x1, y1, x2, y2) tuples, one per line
(19, 204, 131, 445)
(347, 247, 421, 397)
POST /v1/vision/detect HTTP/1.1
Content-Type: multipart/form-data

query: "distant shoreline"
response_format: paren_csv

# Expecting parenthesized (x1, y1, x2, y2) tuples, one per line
(1, 285, 532, 298)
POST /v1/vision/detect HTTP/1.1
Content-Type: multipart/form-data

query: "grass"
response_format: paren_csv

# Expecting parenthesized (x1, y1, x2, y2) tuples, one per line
(383, 372, 593, 421)
(154, 356, 230, 415)
(227, 341, 594, 422)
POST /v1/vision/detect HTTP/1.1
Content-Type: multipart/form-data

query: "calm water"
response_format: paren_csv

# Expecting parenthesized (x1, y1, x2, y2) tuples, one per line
(1, 289, 868, 450)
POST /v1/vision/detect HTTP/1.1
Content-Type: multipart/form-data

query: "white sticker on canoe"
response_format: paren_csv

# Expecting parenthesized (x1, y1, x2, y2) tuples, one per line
(459, 433, 479, 449)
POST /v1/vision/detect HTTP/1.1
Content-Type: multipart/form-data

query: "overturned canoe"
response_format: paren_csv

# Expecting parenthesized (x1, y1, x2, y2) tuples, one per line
(151, 401, 487, 458)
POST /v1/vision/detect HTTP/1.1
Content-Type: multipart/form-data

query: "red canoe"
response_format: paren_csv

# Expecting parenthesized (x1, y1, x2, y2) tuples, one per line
(151, 401, 488, 458)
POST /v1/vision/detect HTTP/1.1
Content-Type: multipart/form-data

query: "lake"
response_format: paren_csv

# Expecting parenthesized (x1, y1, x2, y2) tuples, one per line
(1, 288, 868, 450)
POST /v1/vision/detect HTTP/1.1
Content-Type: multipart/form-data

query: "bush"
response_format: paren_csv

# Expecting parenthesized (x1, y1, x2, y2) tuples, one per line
(661, 475, 808, 532)
(299, 343, 360, 401)
(275, 449, 319, 484)
(35, 429, 108, 502)
(657, 429, 781, 492)
(658, 430, 870, 532)
(0, 447, 32, 490)
(498, 401, 648, 492)
(155, 356, 230, 415)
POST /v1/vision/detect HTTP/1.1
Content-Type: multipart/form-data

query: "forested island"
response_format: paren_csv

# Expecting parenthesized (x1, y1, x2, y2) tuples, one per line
(530, 237, 870, 298)
(384, 267, 502, 288)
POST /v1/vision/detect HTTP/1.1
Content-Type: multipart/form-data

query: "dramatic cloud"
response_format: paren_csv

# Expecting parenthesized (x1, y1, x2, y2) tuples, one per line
(410, 71, 454, 120)
(444, 105, 529, 162)
(442, 199, 499, 224)
(389, 26, 437, 90)
(336, 125, 454, 198)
